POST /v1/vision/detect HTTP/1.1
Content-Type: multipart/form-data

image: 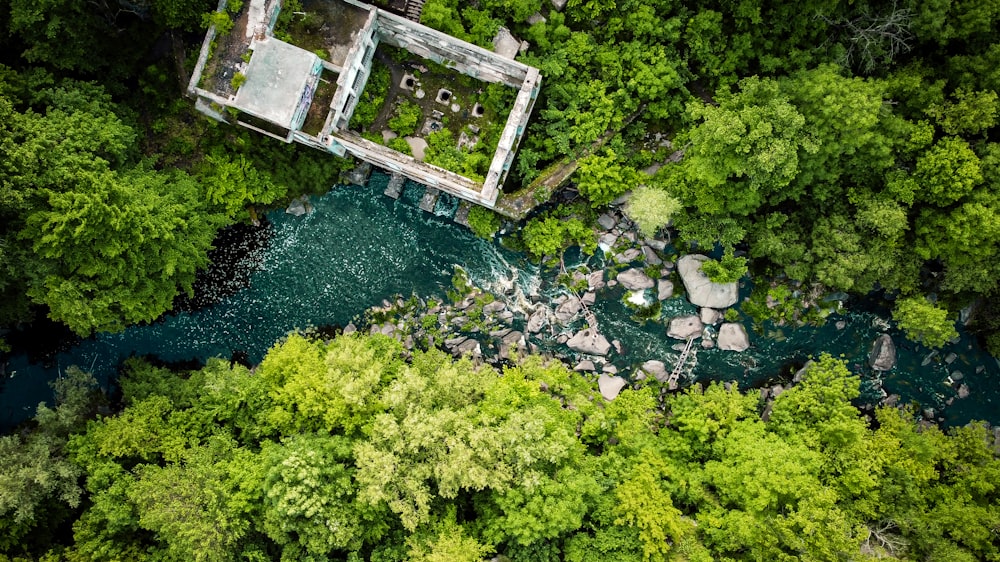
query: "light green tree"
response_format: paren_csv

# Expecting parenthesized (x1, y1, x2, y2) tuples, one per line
(624, 185, 680, 238)
(892, 296, 958, 348)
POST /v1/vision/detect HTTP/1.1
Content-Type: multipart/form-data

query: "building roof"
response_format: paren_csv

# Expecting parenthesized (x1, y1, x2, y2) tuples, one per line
(234, 38, 319, 128)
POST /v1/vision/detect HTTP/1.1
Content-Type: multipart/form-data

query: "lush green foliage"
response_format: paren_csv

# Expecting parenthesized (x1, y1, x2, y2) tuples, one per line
(893, 296, 959, 348)
(623, 185, 681, 238)
(698, 251, 748, 284)
(3, 336, 998, 561)
(467, 206, 502, 239)
(388, 101, 423, 138)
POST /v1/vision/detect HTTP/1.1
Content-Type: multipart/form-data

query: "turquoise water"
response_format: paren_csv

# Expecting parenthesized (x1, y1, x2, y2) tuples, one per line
(2, 180, 998, 428)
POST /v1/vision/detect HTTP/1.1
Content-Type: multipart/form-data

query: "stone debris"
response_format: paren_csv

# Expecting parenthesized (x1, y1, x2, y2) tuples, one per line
(615, 248, 642, 263)
(493, 27, 521, 59)
(598, 233, 618, 252)
(597, 213, 617, 230)
(574, 360, 596, 372)
(526, 309, 547, 333)
(642, 245, 662, 265)
(285, 195, 310, 216)
(554, 297, 582, 324)
(657, 279, 674, 301)
(640, 360, 669, 382)
(588, 270, 606, 291)
(700, 307, 722, 325)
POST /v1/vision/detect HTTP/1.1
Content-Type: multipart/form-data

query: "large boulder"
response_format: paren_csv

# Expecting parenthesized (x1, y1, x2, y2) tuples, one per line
(717, 323, 750, 352)
(676, 254, 739, 308)
(554, 297, 582, 324)
(640, 360, 669, 382)
(598, 374, 628, 400)
(868, 334, 897, 371)
(567, 328, 612, 356)
(667, 315, 703, 340)
(526, 309, 546, 333)
(617, 268, 655, 290)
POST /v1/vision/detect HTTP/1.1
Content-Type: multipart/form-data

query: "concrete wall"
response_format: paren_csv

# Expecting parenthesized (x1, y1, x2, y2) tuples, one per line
(327, 7, 379, 133)
(482, 67, 541, 201)
(334, 132, 499, 207)
(372, 10, 532, 88)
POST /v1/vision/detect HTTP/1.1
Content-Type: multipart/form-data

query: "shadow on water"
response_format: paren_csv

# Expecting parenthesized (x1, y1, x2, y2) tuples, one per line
(2, 178, 998, 430)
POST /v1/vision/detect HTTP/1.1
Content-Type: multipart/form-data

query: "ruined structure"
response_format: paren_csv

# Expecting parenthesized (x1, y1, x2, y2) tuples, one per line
(188, 0, 541, 212)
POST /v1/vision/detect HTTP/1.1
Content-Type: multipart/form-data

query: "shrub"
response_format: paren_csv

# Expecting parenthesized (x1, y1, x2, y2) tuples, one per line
(388, 101, 423, 137)
(230, 72, 247, 90)
(467, 206, 501, 239)
(699, 252, 747, 284)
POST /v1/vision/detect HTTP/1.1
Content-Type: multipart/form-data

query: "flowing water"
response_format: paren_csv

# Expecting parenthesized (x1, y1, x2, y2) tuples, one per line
(2, 178, 998, 429)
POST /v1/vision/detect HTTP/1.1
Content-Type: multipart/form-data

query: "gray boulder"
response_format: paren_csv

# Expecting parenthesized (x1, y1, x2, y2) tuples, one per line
(868, 334, 897, 371)
(700, 307, 722, 325)
(640, 360, 669, 382)
(667, 315, 703, 340)
(616, 248, 642, 263)
(588, 270, 606, 291)
(657, 279, 674, 300)
(642, 245, 662, 265)
(598, 374, 628, 400)
(617, 268, 655, 290)
(597, 213, 617, 230)
(567, 328, 612, 356)
(526, 309, 546, 333)
(285, 195, 310, 216)
(574, 360, 596, 372)
(717, 323, 750, 352)
(554, 297, 582, 324)
(676, 254, 739, 308)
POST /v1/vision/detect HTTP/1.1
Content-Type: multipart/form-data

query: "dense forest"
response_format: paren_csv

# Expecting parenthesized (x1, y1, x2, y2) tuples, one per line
(3, 334, 1000, 560)
(1, 0, 1000, 559)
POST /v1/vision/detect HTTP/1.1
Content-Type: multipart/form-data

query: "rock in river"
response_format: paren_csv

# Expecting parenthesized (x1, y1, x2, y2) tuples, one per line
(640, 360, 669, 382)
(667, 315, 703, 340)
(617, 268, 655, 290)
(567, 328, 612, 356)
(717, 323, 750, 352)
(868, 334, 897, 371)
(657, 279, 674, 300)
(676, 254, 739, 308)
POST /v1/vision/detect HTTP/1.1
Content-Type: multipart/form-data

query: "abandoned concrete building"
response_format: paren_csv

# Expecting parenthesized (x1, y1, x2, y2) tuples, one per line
(188, 0, 542, 213)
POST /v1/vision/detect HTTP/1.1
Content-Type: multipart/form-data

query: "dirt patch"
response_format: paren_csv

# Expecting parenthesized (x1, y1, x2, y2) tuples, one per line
(200, 5, 253, 97)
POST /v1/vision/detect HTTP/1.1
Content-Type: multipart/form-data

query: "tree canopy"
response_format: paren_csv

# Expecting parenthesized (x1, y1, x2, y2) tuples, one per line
(2, 335, 997, 561)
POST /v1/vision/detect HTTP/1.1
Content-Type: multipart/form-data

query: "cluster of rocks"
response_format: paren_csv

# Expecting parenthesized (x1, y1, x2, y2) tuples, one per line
(352, 207, 760, 404)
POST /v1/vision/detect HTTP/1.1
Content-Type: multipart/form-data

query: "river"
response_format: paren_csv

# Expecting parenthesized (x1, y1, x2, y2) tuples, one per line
(2, 177, 997, 430)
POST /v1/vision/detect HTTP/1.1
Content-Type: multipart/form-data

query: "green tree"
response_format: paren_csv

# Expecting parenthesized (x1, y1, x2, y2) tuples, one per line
(198, 151, 283, 218)
(575, 149, 637, 207)
(913, 137, 982, 206)
(892, 296, 958, 348)
(21, 167, 223, 335)
(698, 251, 748, 283)
(388, 101, 423, 137)
(623, 185, 680, 238)
(466, 206, 502, 239)
(261, 434, 387, 559)
(0, 368, 96, 553)
(682, 76, 810, 216)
